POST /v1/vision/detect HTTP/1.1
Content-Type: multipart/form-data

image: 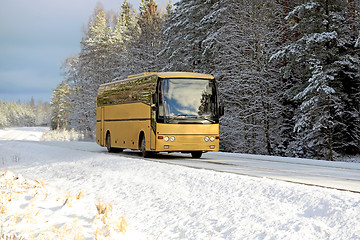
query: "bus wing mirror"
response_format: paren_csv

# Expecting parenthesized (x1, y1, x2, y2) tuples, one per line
(151, 104, 158, 111)
(152, 93, 157, 104)
(219, 105, 224, 116)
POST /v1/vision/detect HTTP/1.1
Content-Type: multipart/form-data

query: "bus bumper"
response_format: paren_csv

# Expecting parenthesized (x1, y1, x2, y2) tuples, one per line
(155, 135, 219, 152)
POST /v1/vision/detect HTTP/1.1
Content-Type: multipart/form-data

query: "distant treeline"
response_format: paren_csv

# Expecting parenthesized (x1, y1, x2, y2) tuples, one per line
(0, 99, 50, 128)
(52, 0, 360, 160)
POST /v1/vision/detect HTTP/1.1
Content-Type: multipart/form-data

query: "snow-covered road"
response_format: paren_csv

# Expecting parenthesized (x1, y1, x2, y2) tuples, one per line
(1, 127, 360, 239)
(145, 151, 360, 193)
(23, 138, 360, 193)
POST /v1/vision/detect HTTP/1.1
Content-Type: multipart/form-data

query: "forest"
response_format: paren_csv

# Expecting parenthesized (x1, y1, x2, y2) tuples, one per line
(0, 99, 50, 128)
(52, 0, 360, 161)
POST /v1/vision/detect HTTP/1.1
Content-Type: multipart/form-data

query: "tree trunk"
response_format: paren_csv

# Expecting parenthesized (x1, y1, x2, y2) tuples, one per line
(327, 97, 334, 161)
(358, 103, 360, 154)
(283, 0, 287, 44)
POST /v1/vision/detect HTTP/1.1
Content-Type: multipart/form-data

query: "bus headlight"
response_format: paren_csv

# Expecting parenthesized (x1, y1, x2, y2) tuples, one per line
(210, 136, 215, 142)
(204, 136, 210, 142)
(164, 136, 169, 142)
(170, 136, 175, 142)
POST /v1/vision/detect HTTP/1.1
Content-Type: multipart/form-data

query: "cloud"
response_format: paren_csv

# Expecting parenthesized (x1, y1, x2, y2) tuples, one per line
(0, 0, 177, 102)
(0, 68, 55, 103)
(0, 69, 57, 91)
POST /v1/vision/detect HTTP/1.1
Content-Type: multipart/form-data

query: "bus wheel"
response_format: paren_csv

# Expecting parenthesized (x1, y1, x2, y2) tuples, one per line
(140, 137, 151, 158)
(106, 132, 113, 152)
(106, 133, 123, 153)
(191, 152, 202, 158)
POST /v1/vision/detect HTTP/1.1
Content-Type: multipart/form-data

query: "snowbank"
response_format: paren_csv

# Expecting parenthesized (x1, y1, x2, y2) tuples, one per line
(40, 128, 84, 141)
(0, 170, 140, 240)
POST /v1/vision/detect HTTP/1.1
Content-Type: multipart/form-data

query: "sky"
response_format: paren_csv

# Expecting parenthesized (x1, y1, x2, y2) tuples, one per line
(0, 0, 176, 103)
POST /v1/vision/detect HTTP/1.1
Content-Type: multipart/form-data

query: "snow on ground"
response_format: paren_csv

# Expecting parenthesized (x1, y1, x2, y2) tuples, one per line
(40, 128, 85, 141)
(1, 128, 360, 239)
(0, 127, 48, 141)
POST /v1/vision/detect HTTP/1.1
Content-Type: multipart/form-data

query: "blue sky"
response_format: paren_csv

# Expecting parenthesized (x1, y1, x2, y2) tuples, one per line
(0, 0, 175, 103)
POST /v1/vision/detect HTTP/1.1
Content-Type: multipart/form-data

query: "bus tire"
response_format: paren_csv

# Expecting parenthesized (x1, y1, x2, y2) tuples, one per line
(140, 137, 151, 158)
(106, 132, 123, 153)
(191, 151, 202, 158)
(106, 132, 113, 152)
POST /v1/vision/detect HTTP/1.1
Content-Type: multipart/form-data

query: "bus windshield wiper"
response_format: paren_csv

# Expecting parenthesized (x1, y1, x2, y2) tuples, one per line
(198, 116, 216, 123)
(165, 115, 214, 123)
(165, 115, 199, 123)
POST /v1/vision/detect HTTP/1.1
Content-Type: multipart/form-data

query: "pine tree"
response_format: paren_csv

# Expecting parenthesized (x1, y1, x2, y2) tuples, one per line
(70, 8, 113, 133)
(50, 81, 72, 129)
(161, 0, 215, 72)
(165, 0, 173, 16)
(111, 0, 140, 79)
(0, 100, 9, 128)
(62, 1, 142, 134)
(0, 100, 38, 128)
(127, 0, 164, 73)
(161, 0, 285, 154)
(273, 0, 360, 160)
(34, 100, 51, 126)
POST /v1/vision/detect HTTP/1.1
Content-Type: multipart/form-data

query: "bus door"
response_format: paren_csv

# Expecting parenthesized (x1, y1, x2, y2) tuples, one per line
(150, 97, 156, 150)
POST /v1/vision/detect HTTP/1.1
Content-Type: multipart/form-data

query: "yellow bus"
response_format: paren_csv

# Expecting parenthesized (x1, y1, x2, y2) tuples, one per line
(96, 72, 224, 158)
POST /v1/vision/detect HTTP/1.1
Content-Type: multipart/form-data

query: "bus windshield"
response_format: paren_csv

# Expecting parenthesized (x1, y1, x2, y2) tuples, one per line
(158, 78, 218, 124)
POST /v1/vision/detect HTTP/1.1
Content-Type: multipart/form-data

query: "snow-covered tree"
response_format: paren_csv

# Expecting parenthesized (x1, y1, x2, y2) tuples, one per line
(67, 8, 115, 133)
(34, 100, 51, 126)
(0, 100, 9, 128)
(0, 100, 46, 128)
(162, 0, 284, 154)
(62, 1, 161, 134)
(161, 0, 216, 72)
(126, 0, 164, 73)
(58, 0, 359, 160)
(111, 0, 140, 79)
(50, 81, 72, 129)
(273, 0, 360, 160)
(165, 0, 173, 16)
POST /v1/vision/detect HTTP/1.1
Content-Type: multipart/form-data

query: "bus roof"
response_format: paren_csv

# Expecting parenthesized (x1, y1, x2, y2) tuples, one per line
(157, 72, 214, 79)
(99, 72, 214, 89)
(127, 72, 214, 80)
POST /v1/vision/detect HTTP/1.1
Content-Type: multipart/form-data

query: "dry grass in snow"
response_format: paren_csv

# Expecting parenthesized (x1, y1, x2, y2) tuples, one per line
(0, 170, 128, 240)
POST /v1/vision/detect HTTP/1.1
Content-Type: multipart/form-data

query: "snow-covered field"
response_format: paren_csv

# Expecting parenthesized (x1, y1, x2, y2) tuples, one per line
(1, 127, 360, 239)
(0, 127, 47, 141)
